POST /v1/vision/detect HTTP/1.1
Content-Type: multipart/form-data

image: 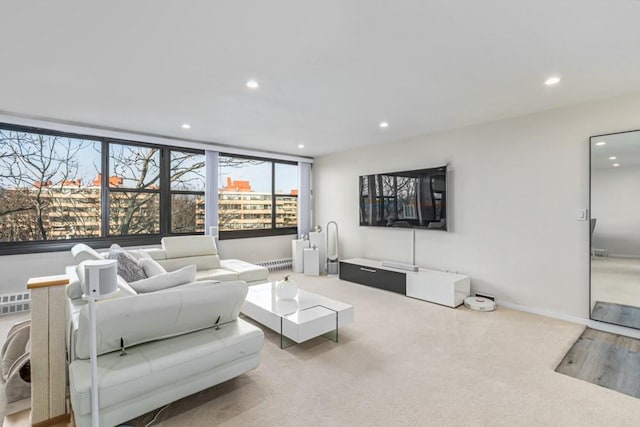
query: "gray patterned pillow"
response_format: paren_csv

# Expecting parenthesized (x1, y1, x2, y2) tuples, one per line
(107, 246, 146, 283)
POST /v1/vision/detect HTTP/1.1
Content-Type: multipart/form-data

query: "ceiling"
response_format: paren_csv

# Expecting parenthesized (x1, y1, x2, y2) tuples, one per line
(2, 1, 640, 158)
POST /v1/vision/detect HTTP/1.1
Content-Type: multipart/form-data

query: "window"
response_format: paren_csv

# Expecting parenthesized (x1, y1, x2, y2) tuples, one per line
(218, 154, 297, 238)
(0, 123, 207, 254)
(169, 150, 205, 233)
(0, 127, 101, 242)
(108, 143, 161, 236)
(275, 163, 298, 229)
(0, 122, 299, 253)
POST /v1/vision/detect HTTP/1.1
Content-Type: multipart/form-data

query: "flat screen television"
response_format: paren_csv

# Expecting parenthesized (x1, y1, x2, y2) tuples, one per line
(359, 165, 447, 230)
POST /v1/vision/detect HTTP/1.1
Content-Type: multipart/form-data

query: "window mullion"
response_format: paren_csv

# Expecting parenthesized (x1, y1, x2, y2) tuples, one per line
(160, 148, 171, 236)
(101, 140, 109, 238)
(271, 161, 276, 230)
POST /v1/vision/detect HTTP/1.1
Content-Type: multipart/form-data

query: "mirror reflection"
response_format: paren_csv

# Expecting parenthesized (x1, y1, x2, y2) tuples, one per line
(590, 130, 640, 329)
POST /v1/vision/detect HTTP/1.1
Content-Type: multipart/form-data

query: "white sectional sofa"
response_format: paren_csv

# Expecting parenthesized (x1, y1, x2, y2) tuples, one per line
(144, 235, 269, 284)
(64, 235, 269, 426)
(66, 280, 264, 427)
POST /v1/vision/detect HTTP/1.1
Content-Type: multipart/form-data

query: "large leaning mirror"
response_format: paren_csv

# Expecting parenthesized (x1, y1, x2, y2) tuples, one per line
(590, 130, 640, 329)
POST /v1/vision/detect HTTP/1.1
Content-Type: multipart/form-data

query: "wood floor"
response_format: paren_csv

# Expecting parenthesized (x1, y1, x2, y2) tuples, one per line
(556, 328, 640, 399)
(591, 301, 640, 330)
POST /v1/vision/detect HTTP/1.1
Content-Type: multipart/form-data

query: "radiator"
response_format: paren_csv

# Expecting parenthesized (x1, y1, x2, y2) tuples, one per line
(257, 258, 293, 272)
(0, 292, 31, 315)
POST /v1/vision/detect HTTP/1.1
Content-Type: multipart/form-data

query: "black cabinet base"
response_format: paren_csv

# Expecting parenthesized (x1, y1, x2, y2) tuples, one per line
(339, 261, 406, 294)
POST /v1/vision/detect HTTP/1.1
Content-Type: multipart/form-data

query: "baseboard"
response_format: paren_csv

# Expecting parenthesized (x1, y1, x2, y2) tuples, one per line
(497, 300, 640, 340)
(606, 253, 640, 259)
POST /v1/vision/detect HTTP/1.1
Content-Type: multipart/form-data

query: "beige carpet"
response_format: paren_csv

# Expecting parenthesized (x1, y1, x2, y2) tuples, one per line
(122, 272, 640, 427)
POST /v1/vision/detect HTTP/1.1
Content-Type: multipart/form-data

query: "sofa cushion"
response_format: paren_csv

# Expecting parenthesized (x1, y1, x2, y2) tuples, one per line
(74, 281, 249, 359)
(69, 318, 263, 416)
(195, 269, 239, 282)
(161, 235, 218, 258)
(157, 255, 220, 272)
(220, 259, 269, 283)
(107, 244, 152, 261)
(71, 244, 104, 264)
(144, 248, 166, 260)
(139, 257, 167, 278)
(128, 265, 196, 294)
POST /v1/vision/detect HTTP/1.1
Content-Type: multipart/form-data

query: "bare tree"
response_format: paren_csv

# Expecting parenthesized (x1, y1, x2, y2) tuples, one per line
(108, 145, 160, 235)
(0, 130, 99, 241)
(109, 146, 206, 235)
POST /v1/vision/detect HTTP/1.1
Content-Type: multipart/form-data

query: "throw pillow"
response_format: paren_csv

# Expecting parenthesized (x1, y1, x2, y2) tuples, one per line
(107, 244, 149, 260)
(127, 249, 152, 260)
(128, 265, 197, 293)
(139, 257, 167, 278)
(106, 246, 146, 283)
(108, 243, 124, 255)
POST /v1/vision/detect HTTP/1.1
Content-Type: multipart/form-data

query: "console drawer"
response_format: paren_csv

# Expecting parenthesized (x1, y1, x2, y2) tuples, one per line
(339, 261, 406, 294)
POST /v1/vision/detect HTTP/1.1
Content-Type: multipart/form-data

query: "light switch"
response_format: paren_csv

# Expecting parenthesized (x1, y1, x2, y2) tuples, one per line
(577, 209, 588, 221)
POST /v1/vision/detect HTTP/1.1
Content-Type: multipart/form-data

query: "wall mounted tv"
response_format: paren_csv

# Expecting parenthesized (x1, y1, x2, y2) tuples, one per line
(359, 166, 447, 231)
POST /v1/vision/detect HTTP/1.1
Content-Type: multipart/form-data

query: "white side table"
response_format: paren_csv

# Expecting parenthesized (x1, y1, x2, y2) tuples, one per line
(303, 248, 320, 276)
(292, 239, 309, 273)
(309, 231, 326, 274)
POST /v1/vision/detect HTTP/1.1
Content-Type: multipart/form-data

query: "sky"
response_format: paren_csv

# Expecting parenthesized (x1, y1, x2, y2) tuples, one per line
(219, 159, 298, 194)
(0, 131, 298, 193)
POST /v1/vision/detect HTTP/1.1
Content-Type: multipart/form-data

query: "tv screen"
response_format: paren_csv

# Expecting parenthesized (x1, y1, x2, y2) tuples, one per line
(359, 166, 447, 230)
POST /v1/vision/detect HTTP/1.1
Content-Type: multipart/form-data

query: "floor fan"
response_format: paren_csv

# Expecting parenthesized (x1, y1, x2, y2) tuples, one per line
(326, 221, 339, 275)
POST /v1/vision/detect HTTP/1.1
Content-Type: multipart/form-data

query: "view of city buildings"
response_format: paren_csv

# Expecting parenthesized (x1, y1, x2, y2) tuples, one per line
(219, 177, 298, 230)
(0, 175, 297, 241)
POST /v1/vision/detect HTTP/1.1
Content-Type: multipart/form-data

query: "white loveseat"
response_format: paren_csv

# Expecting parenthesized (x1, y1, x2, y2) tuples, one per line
(66, 281, 264, 427)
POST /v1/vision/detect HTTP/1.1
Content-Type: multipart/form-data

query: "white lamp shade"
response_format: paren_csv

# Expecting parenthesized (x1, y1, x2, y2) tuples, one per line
(83, 260, 118, 299)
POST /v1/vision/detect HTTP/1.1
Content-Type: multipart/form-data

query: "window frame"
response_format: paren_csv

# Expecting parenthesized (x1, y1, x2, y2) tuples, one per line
(167, 148, 206, 235)
(218, 152, 298, 240)
(0, 123, 206, 255)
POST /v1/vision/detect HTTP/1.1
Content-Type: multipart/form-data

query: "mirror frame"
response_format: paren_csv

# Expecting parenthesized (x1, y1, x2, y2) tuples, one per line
(589, 129, 640, 329)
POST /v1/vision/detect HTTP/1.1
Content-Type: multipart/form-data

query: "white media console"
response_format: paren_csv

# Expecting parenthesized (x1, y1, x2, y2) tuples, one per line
(339, 258, 470, 308)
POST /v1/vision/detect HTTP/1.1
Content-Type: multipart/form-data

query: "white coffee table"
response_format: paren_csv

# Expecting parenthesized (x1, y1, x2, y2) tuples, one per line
(242, 282, 354, 348)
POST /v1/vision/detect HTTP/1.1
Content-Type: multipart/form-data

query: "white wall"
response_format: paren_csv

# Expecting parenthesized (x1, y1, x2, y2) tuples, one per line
(592, 166, 640, 257)
(314, 91, 640, 319)
(0, 251, 76, 295)
(217, 234, 294, 263)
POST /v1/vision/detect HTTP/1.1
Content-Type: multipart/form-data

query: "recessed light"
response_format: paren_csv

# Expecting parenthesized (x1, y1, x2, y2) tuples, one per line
(609, 156, 617, 160)
(544, 76, 561, 86)
(613, 163, 620, 167)
(297, 144, 305, 149)
(181, 124, 191, 129)
(379, 122, 389, 128)
(246, 80, 259, 89)
(595, 141, 606, 146)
